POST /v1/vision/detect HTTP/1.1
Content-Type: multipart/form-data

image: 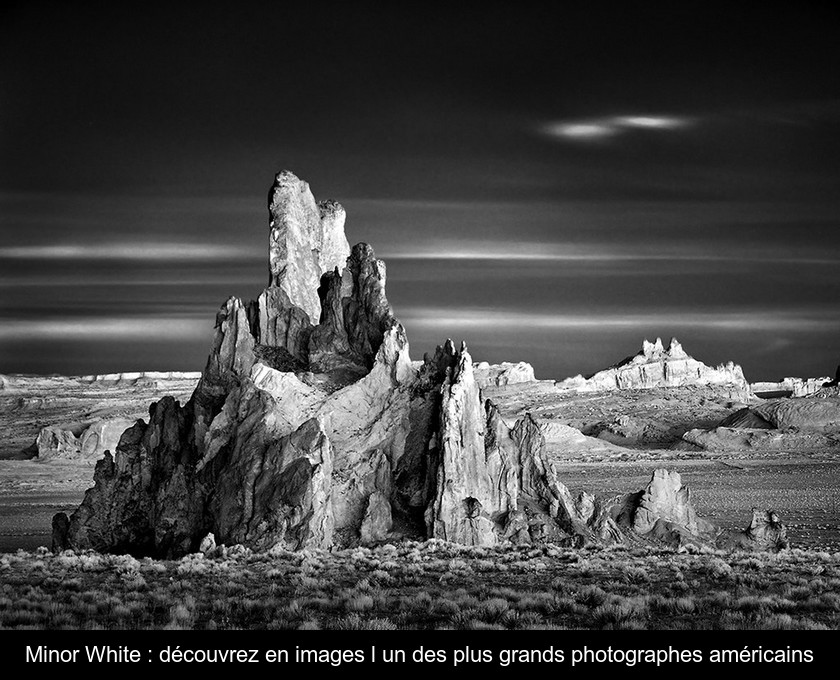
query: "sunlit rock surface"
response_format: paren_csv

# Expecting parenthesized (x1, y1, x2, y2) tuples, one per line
(557, 337, 749, 400)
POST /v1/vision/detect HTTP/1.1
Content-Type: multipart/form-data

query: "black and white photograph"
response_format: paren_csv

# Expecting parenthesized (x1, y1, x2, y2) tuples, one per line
(1, 1, 839, 651)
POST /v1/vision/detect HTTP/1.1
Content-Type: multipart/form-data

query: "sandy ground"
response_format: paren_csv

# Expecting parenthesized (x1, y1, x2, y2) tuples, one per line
(0, 460, 93, 551)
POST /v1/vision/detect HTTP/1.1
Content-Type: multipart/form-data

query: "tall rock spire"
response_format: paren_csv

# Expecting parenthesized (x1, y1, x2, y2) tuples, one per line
(266, 170, 350, 321)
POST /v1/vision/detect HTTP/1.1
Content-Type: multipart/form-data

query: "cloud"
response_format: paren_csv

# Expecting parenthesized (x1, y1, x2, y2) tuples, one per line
(399, 307, 840, 333)
(547, 122, 619, 139)
(542, 114, 692, 141)
(379, 239, 837, 265)
(0, 316, 209, 341)
(0, 242, 261, 262)
(613, 116, 686, 129)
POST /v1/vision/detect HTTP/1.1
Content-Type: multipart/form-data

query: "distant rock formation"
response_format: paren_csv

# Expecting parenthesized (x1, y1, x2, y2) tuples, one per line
(538, 421, 627, 457)
(723, 398, 840, 431)
(680, 394, 840, 453)
(751, 376, 832, 398)
(36, 418, 137, 461)
(473, 361, 535, 388)
(80, 371, 202, 384)
(556, 337, 749, 399)
(719, 509, 789, 551)
(53, 172, 784, 556)
(811, 365, 840, 397)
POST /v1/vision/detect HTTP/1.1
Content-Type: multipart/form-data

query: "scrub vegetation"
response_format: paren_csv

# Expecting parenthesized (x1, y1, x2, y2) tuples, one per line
(1, 541, 838, 630)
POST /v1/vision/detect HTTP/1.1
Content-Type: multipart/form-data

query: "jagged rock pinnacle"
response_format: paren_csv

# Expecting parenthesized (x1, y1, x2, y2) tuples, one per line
(267, 170, 350, 321)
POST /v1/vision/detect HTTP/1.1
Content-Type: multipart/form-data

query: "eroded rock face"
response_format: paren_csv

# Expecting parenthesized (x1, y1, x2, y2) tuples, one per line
(256, 288, 312, 363)
(36, 418, 138, 461)
(427, 345, 497, 546)
(752, 398, 840, 430)
(59, 171, 784, 557)
(211, 417, 334, 551)
(557, 337, 749, 399)
(37, 427, 80, 460)
(267, 171, 350, 321)
(360, 491, 393, 544)
(743, 509, 789, 550)
(474, 361, 535, 388)
(717, 508, 789, 551)
(682, 396, 840, 453)
(66, 397, 207, 556)
(308, 243, 395, 373)
(751, 377, 831, 398)
(631, 468, 698, 535)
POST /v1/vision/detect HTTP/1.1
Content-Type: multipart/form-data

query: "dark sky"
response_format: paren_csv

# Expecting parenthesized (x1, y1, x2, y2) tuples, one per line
(2, 3, 840, 381)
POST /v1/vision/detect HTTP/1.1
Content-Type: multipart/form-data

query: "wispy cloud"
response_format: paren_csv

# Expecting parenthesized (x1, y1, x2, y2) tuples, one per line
(0, 316, 209, 340)
(542, 114, 692, 141)
(380, 239, 838, 265)
(400, 307, 840, 333)
(0, 242, 261, 262)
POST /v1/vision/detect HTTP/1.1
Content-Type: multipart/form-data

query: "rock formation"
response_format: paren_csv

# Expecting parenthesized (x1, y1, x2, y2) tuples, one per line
(80, 371, 202, 384)
(717, 509, 789, 551)
(37, 418, 137, 461)
(265, 170, 350, 321)
(556, 337, 749, 399)
(722, 398, 840, 431)
(812, 365, 840, 397)
(53, 172, 784, 557)
(473, 361, 535, 388)
(679, 395, 840, 453)
(751, 376, 831, 398)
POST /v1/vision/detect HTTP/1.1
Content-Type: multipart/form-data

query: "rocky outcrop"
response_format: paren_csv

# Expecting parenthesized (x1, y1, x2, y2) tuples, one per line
(473, 361, 535, 388)
(680, 425, 837, 453)
(424, 346, 743, 550)
(538, 421, 628, 457)
(59, 397, 207, 555)
(37, 427, 81, 460)
(427, 345, 498, 546)
(307, 243, 395, 373)
(211, 417, 334, 551)
(57, 171, 784, 557)
(682, 396, 840, 453)
(81, 371, 202, 384)
(557, 337, 749, 399)
(36, 418, 137, 461)
(719, 408, 773, 429)
(717, 509, 789, 551)
(723, 398, 840, 432)
(743, 509, 789, 550)
(751, 377, 831, 398)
